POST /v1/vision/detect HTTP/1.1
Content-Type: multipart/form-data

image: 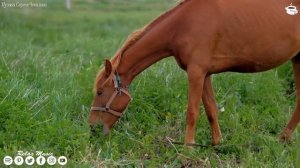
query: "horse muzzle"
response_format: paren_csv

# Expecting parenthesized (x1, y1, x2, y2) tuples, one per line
(90, 124, 111, 136)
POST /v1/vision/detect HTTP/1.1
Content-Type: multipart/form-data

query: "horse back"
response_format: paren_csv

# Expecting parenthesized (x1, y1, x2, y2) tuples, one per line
(171, 0, 300, 73)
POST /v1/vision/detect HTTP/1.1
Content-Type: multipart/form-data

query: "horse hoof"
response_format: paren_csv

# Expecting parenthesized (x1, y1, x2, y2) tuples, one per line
(279, 132, 292, 142)
(212, 141, 220, 146)
(211, 136, 223, 146)
(279, 128, 293, 142)
(185, 144, 194, 149)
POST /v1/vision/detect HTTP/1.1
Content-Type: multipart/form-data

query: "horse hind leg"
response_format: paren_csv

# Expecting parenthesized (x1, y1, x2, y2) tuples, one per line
(202, 75, 222, 145)
(279, 54, 300, 141)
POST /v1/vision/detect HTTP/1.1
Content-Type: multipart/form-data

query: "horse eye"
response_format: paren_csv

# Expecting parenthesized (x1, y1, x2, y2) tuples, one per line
(97, 90, 103, 96)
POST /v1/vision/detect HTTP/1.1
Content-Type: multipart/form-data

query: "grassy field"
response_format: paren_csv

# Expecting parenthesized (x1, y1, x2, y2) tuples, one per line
(0, 0, 299, 167)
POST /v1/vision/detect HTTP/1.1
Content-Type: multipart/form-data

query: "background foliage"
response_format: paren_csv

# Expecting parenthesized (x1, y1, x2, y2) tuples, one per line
(0, 0, 299, 167)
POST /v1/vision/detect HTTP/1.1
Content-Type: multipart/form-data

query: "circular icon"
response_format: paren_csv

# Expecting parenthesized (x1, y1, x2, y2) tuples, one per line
(3, 156, 13, 166)
(47, 156, 56, 165)
(14, 156, 24, 166)
(36, 156, 46, 165)
(57, 156, 67, 165)
(25, 156, 35, 166)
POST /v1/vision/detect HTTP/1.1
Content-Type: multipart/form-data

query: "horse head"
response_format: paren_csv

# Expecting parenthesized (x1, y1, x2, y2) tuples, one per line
(89, 60, 132, 135)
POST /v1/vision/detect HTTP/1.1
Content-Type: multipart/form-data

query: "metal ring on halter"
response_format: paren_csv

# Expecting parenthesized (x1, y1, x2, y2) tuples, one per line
(90, 73, 132, 118)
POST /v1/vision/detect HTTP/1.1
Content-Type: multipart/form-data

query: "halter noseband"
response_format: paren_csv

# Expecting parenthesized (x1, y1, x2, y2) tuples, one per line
(90, 73, 132, 118)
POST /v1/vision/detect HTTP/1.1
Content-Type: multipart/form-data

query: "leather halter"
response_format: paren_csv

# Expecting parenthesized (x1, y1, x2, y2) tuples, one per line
(90, 73, 132, 118)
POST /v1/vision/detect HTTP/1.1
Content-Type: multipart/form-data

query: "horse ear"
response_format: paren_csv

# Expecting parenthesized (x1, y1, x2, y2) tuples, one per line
(104, 59, 113, 76)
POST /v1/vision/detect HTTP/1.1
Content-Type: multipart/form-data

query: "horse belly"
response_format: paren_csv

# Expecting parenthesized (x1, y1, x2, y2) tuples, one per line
(210, 52, 296, 74)
(228, 60, 285, 73)
(212, 31, 300, 73)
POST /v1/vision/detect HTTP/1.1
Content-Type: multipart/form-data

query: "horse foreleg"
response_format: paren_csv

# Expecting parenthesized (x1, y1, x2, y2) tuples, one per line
(202, 75, 222, 145)
(280, 55, 300, 141)
(185, 64, 206, 145)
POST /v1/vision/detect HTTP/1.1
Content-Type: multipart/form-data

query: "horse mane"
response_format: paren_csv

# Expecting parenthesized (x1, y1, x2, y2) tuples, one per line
(110, 0, 190, 69)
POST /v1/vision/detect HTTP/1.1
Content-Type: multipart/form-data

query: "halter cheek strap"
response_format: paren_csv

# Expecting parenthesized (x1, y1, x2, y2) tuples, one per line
(90, 73, 132, 118)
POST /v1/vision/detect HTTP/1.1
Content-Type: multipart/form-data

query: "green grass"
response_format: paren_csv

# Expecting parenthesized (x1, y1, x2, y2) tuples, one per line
(0, 0, 299, 167)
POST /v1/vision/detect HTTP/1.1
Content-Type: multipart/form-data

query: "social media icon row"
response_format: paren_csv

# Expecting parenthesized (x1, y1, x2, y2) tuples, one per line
(3, 155, 67, 166)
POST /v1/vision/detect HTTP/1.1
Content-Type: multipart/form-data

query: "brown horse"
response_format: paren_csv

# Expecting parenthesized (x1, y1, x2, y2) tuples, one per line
(89, 0, 300, 146)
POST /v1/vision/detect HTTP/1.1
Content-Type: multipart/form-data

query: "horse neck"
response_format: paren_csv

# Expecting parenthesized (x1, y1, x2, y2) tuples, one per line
(114, 0, 194, 85)
(116, 26, 173, 86)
